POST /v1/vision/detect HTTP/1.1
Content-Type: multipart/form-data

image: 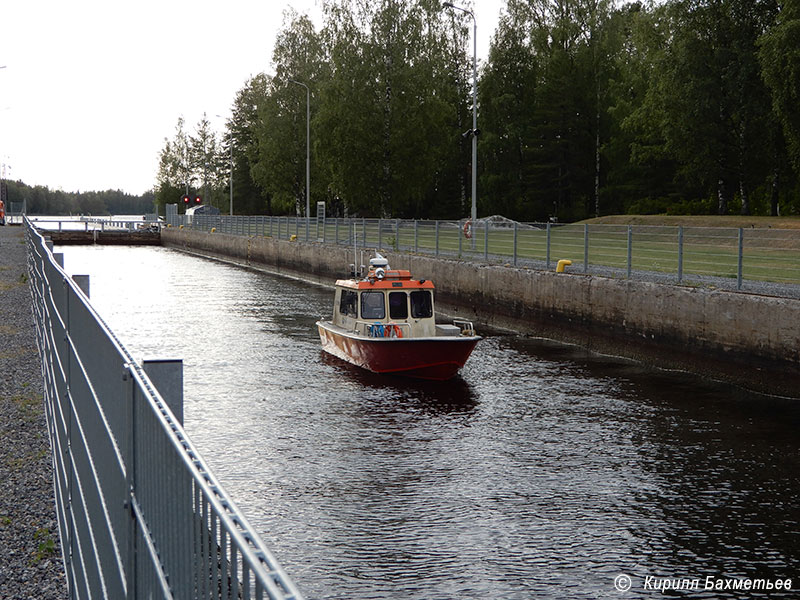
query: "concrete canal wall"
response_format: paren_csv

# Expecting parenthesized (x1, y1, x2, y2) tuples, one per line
(161, 228, 800, 397)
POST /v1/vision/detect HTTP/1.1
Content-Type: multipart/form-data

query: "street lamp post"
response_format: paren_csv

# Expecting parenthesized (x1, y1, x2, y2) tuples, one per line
(289, 79, 311, 238)
(443, 2, 477, 248)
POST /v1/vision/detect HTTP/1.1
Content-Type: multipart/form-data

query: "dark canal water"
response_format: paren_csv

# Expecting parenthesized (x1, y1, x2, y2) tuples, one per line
(59, 245, 800, 599)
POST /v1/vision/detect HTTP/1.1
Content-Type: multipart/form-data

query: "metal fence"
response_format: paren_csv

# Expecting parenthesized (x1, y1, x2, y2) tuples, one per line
(172, 214, 800, 292)
(26, 217, 303, 600)
(4, 199, 27, 224)
(28, 215, 162, 232)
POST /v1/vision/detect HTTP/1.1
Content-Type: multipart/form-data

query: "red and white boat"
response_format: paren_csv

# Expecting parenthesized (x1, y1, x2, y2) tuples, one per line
(316, 254, 480, 380)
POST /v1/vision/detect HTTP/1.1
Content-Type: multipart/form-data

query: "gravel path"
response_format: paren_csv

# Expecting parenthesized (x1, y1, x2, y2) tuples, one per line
(0, 225, 67, 599)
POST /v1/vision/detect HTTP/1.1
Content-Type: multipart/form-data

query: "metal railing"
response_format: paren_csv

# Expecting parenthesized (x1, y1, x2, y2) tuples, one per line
(4, 199, 27, 224)
(170, 214, 800, 291)
(28, 216, 163, 232)
(26, 217, 303, 600)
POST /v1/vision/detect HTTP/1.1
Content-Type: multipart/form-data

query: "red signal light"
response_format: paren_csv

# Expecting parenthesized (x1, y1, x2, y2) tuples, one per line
(194, 195, 202, 204)
(182, 194, 190, 204)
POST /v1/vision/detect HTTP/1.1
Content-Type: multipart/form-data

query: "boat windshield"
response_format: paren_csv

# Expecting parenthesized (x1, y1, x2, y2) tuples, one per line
(361, 291, 385, 319)
(389, 292, 408, 319)
(340, 290, 358, 317)
(410, 290, 432, 318)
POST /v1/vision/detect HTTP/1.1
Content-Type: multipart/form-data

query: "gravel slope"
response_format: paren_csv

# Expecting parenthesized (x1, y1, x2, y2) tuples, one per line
(0, 225, 67, 599)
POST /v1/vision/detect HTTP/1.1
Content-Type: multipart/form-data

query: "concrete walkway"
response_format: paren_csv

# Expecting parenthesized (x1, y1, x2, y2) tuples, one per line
(0, 225, 67, 599)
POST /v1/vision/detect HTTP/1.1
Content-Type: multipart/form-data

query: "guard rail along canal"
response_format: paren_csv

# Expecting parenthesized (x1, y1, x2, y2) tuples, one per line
(25, 216, 304, 599)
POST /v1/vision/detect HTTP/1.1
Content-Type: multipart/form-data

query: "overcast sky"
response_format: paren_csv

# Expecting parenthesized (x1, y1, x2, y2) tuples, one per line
(0, 0, 504, 196)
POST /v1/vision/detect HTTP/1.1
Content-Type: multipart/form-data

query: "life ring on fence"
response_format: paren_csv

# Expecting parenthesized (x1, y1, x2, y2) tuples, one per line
(463, 219, 472, 239)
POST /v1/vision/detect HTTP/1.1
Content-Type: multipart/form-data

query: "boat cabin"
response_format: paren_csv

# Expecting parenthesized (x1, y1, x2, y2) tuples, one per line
(331, 257, 437, 338)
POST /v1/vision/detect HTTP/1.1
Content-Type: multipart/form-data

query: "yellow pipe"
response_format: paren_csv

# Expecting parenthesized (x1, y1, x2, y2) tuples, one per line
(556, 259, 572, 273)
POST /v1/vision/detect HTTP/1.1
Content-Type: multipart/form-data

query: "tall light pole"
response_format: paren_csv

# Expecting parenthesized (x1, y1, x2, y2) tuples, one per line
(289, 79, 310, 237)
(443, 2, 478, 248)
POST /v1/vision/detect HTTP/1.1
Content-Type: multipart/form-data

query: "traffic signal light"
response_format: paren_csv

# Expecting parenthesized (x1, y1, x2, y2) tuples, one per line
(194, 195, 202, 204)
(182, 194, 190, 204)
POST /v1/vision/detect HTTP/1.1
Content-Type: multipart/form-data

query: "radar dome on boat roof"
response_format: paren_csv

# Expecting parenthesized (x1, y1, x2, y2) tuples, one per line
(369, 252, 390, 270)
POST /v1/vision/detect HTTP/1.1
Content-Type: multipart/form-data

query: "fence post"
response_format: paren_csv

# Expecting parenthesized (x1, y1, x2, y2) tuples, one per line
(414, 220, 419, 253)
(335, 218, 339, 245)
(362, 218, 367, 248)
(546, 223, 551, 269)
(627, 225, 632, 278)
(513, 222, 518, 266)
(484, 220, 489, 262)
(581, 224, 588, 273)
(122, 362, 137, 600)
(63, 276, 76, 600)
(395, 219, 400, 251)
(435, 221, 440, 257)
(677, 226, 683, 283)
(737, 227, 743, 290)
(458, 221, 463, 256)
(378, 218, 383, 250)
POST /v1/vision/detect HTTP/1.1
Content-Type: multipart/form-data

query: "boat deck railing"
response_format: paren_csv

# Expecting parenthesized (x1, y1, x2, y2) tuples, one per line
(452, 319, 476, 336)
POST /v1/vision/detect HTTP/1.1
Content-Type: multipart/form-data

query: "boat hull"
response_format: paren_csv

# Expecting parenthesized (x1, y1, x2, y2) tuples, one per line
(317, 321, 479, 380)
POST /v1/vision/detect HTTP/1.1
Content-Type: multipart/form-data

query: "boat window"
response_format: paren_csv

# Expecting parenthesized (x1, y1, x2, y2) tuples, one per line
(339, 290, 358, 317)
(389, 292, 408, 319)
(361, 291, 385, 319)
(410, 290, 432, 318)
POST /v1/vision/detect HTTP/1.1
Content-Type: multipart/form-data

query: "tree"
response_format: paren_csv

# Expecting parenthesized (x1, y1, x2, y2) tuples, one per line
(759, 2, 800, 175)
(155, 117, 193, 212)
(249, 11, 328, 216)
(227, 74, 272, 214)
(479, 0, 541, 220)
(314, 0, 467, 218)
(190, 113, 223, 208)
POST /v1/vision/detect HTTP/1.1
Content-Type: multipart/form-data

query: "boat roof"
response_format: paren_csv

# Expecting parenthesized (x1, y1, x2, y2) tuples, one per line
(336, 269, 435, 290)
